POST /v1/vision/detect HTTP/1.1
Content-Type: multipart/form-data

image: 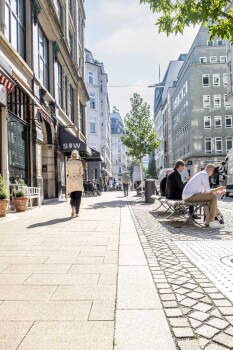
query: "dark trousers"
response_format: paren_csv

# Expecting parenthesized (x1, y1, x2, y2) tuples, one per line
(123, 183, 128, 196)
(70, 191, 82, 214)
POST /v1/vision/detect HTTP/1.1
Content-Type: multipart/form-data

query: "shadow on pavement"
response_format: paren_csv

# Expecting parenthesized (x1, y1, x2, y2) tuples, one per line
(149, 210, 232, 240)
(27, 217, 72, 228)
(86, 199, 140, 209)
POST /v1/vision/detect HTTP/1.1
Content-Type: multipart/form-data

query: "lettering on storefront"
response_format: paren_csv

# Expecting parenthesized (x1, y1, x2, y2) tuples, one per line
(62, 143, 81, 150)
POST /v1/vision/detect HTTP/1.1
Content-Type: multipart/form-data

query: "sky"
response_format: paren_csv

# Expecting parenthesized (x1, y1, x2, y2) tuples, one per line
(84, 0, 199, 119)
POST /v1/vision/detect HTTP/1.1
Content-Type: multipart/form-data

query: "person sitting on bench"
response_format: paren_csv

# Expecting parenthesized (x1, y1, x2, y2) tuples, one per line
(182, 164, 225, 229)
(166, 160, 198, 219)
(160, 169, 172, 197)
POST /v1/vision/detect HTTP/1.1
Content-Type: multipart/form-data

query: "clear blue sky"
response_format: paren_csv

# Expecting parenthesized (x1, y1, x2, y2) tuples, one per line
(84, 0, 199, 118)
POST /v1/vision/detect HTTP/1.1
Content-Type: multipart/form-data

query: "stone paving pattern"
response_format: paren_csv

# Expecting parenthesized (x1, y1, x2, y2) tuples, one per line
(130, 196, 233, 350)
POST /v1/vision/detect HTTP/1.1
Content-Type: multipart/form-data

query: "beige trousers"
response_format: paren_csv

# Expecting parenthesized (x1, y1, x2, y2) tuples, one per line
(184, 193, 217, 219)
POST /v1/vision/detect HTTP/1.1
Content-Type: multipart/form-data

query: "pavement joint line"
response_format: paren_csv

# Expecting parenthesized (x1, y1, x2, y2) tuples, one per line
(129, 199, 233, 349)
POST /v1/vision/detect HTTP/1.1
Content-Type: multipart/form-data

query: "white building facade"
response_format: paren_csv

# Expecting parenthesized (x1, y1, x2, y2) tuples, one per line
(85, 49, 111, 183)
(110, 108, 127, 181)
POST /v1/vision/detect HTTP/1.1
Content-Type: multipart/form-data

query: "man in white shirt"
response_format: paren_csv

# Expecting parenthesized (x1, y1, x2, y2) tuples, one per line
(182, 164, 225, 229)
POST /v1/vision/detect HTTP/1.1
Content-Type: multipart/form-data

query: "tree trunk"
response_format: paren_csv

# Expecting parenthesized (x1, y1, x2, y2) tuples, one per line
(140, 160, 143, 195)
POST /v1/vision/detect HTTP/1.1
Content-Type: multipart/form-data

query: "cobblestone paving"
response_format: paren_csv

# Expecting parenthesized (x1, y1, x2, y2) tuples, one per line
(130, 198, 233, 350)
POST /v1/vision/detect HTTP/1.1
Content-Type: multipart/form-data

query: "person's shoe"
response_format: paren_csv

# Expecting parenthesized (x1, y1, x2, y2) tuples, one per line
(75, 213, 79, 217)
(209, 220, 222, 229)
(71, 208, 75, 217)
(192, 214, 201, 220)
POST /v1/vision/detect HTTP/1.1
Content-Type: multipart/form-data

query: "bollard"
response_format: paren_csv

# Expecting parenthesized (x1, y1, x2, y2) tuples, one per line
(145, 179, 156, 203)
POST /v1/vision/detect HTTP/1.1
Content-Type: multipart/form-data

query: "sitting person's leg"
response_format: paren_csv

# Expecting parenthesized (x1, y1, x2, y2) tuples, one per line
(185, 193, 219, 226)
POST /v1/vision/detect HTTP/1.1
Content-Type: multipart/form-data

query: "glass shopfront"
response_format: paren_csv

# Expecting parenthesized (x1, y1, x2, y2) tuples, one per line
(7, 87, 29, 184)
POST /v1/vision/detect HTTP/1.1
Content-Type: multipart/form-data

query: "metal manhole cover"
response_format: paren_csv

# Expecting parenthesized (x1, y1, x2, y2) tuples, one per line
(221, 256, 233, 267)
(175, 241, 233, 302)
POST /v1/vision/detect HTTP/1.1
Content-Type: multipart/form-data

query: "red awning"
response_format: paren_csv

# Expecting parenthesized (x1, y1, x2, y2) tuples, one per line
(0, 67, 15, 92)
(38, 107, 52, 125)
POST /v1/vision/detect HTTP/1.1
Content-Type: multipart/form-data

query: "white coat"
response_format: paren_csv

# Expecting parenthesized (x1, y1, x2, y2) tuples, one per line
(66, 159, 84, 194)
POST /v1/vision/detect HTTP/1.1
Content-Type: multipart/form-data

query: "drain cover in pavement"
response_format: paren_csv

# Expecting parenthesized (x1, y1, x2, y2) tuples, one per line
(175, 240, 233, 302)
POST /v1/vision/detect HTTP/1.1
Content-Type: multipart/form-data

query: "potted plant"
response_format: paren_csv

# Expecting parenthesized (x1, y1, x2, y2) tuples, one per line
(13, 179, 28, 212)
(0, 174, 9, 217)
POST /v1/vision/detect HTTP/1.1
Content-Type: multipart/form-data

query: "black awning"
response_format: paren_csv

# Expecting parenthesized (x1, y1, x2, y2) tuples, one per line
(86, 148, 104, 162)
(59, 126, 91, 156)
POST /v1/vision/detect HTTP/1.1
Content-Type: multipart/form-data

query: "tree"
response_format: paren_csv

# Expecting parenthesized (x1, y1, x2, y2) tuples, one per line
(140, 0, 233, 41)
(121, 93, 160, 190)
(146, 159, 157, 179)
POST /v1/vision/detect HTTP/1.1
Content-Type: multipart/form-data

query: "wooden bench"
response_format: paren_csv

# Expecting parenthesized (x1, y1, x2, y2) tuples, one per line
(23, 187, 41, 209)
(151, 195, 208, 228)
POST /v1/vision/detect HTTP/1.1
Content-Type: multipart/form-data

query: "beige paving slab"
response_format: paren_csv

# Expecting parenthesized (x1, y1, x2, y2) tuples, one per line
(51, 285, 117, 301)
(120, 233, 141, 245)
(17, 321, 114, 350)
(0, 285, 57, 300)
(24, 250, 80, 257)
(9, 245, 61, 251)
(117, 266, 162, 309)
(89, 300, 115, 320)
(24, 273, 99, 285)
(0, 251, 29, 257)
(0, 301, 92, 320)
(3, 264, 71, 274)
(115, 310, 176, 350)
(0, 274, 31, 285)
(41, 239, 87, 246)
(0, 257, 47, 264)
(45, 256, 104, 264)
(0, 264, 11, 273)
(98, 273, 117, 285)
(0, 321, 33, 350)
(119, 245, 147, 266)
(68, 264, 118, 274)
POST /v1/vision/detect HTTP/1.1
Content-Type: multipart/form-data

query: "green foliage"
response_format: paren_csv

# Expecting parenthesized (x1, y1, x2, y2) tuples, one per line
(146, 159, 157, 178)
(0, 175, 8, 199)
(121, 93, 160, 162)
(13, 179, 25, 198)
(140, 0, 233, 41)
(127, 158, 140, 178)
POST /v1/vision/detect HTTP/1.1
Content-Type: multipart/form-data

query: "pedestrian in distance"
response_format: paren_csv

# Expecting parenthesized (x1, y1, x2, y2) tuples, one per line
(182, 164, 225, 229)
(66, 150, 84, 218)
(122, 172, 130, 197)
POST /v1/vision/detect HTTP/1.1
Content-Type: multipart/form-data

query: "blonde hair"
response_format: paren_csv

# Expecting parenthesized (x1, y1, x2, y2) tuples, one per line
(71, 150, 80, 159)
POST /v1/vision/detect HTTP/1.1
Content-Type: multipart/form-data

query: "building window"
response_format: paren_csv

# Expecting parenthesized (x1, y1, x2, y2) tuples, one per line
(204, 116, 211, 129)
(65, 76, 68, 114)
(200, 57, 207, 63)
(224, 94, 231, 107)
(118, 167, 122, 175)
(55, 60, 62, 107)
(214, 116, 222, 128)
(69, 85, 74, 122)
(207, 40, 214, 46)
(220, 56, 227, 63)
(89, 93, 95, 109)
(210, 56, 217, 63)
(79, 102, 85, 135)
(226, 137, 233, 151)
(88, 72, 94, 84)
(90, 120, 96, 133)
(217, 39, 224, 46)
(5, 0, 25, 59)
(69, 32, 74, 60)
(213, 74, 220, 87)
(203, 95, 210, 108)
(213, 95, 221, 108)
(55, 0, 62, 25)
(215, 137, 223, 153)
(225, 115, 232, 128)
(205, 137, 212, 153)
(202, 74, 209, 87)
(223, 73, 228, 86)
(38, 26, 49, 89)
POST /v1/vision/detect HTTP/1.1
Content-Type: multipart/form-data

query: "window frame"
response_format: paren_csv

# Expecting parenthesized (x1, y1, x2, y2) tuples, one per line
(89, 93, 95, 109)
(210, 56, 217, 63)
(38, 25, 49, 89)
(88, 71, 94, 84)
(214, 116, 222, 129)
(223, 73, 228, 86)
(205, 137, 212, 154)
(90, 120, 96, 134)
(204, 116, 211, 129)
(207, 40, 214, 46)
(200, 57, 207, 63)
(203, 95, 210, 108)
(215, 137, 223, 153)
(220, 56, 227, 63)
(225, 115, 232, 128)
(226, 137, 233, 152)
(202, 74, 210, 87)
(213, 73, 220, 87)
(213, 94, 221, 108)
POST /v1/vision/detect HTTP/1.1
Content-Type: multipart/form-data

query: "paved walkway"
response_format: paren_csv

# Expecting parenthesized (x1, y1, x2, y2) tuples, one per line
(1, 192, 233, 349)
(0, 192, 176, 350)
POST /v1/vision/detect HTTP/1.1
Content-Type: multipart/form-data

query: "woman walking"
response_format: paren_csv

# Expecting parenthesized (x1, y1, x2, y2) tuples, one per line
(66, 150, 84, 217)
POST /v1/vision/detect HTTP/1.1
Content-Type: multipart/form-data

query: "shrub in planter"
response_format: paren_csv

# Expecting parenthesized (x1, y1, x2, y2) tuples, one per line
(13, 179, 28, 212)
(0, 174, 9, 217)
